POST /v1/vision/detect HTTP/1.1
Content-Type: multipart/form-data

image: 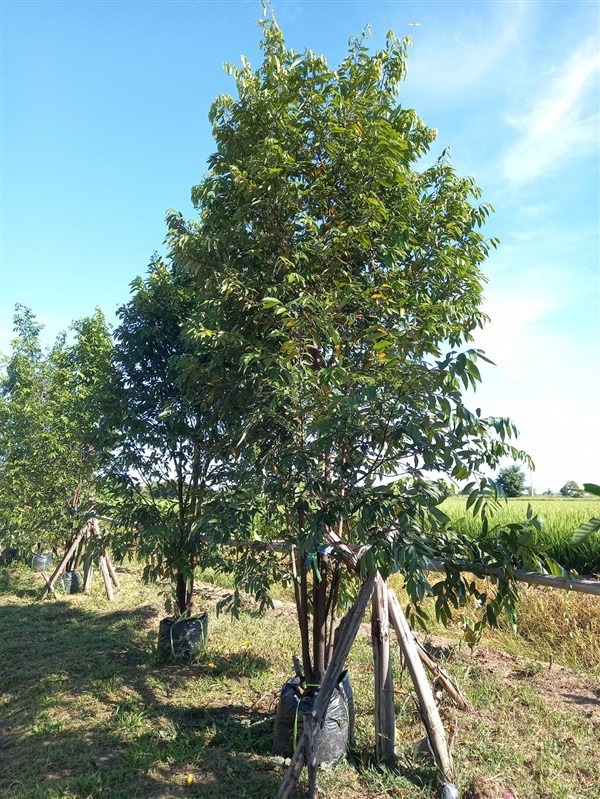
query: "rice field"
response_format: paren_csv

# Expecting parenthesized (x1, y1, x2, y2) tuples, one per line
(441, 496, 600, 576)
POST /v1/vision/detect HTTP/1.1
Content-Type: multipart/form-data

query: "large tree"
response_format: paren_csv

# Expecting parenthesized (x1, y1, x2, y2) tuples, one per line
(166, 16, 540, 682)
(497, 465, 527, 498)
(0, 306, 112, 555)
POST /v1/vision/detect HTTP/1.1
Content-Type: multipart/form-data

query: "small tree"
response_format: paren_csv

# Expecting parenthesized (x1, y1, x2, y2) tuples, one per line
(497, 465, 527, 498)
(0, 306, 112, 556)
(560, 480, 581, 498)
(167, 14, 541, 681)
(104, 258, 234, 616)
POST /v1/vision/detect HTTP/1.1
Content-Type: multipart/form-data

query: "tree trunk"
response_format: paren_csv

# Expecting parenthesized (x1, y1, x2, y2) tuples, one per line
(299, 556, 313, 682)
(276, 572, 376, 799)
(176, 571, 187, 617)
(312, 554, 328, 683)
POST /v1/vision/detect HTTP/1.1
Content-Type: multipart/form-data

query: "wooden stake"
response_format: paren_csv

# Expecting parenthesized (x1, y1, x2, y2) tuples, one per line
(413, 635, 470, 712)
(83, 527, 94, 594)
(71, 533, 86, 573)
(372, 573, 395, 762)
(276, 572, 376, 799)
(99, 554, 114, 601)
(305, 719, 318, 799)
(388, 589, 454, 784)
(104, 554, 121, 590)
(38, 523, 88, 600)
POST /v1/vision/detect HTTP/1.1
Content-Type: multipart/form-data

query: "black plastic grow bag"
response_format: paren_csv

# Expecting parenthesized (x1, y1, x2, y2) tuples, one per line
(31, 553, 53, 573)
(157, 613, 208, 660)
(273, 670, 354, 765)
(58, 571, 81, 594)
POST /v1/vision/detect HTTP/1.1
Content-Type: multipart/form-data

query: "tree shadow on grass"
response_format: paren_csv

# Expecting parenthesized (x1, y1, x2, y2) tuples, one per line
(0, 598, 282, 799)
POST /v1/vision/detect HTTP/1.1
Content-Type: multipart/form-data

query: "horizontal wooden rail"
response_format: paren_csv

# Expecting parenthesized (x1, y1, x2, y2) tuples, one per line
(192, 535, 600, 596)
(428, 558, 600, 597)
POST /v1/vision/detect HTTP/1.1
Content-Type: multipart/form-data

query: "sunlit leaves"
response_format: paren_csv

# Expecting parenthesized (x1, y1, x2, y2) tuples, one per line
(163, 12, 539, 639)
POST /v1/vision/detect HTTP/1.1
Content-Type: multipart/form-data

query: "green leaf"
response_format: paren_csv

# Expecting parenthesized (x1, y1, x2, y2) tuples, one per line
(261, 297, 282, 308)
(571, 517, 600, 545)
(583, 483, 600, 497)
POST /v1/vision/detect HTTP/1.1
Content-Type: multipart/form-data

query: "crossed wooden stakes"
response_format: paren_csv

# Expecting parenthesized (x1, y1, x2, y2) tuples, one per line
(276, 570, 463, 799)
(37, 516, 120, 601)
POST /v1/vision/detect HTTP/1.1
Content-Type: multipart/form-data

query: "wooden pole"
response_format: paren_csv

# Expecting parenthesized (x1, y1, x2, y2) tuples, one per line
(276, 572, 376, 799)
(192, 535, 600, 596)
(413, 635, 470, 712)
(38, 523, 88, 600)
(83, 526, 94, 594)
(90, 518, 114, 601)
(428, 558, 600, 597)
(372, 573, 396, 762)
(71, 533, 86, 573)
(104, 554, 121, 590)
(99, 554, 114, 601)
(388, 588, 455, 785)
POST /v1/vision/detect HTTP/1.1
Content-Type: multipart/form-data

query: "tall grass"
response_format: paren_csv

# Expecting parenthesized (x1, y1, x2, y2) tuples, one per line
(442, 497, 600, 575)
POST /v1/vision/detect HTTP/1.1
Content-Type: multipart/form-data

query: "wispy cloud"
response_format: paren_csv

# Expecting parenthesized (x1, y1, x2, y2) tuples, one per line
(503, 40, 599, 186)
(402, 0, 532, 99)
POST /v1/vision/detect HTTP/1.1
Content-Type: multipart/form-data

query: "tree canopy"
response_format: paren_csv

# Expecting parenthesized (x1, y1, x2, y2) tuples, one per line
(497, 465, 527, 498)
(560, 480, 582, 498)
(0, 306, 112, 554)
(164, 15, 538, 679)
(103, 256, 240, 615)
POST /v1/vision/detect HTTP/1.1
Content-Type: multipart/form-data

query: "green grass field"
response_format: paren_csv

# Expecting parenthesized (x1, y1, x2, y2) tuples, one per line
(1, 564, 598, 799)
(442, 496, 600, 576)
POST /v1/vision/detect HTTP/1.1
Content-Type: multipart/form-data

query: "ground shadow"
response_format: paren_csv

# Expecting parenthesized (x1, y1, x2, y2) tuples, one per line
(0, 579, 282, 799)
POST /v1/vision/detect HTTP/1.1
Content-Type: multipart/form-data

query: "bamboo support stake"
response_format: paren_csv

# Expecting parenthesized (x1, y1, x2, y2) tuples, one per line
(305, 719, 318, 799)
(276, 572, 376, 799)
(99, 554, 114, 601)
(83, 527, 94, 594)
(428, 558, 600, 597)
(38, 523, 89, 600)
(193, 536, 600, 596)
(372, 573, 396, 762)
(71, 533, 86, 573)
(413, 635, 470, 712)
(104, 554, 121, 590)
(388, 588, 454, 785)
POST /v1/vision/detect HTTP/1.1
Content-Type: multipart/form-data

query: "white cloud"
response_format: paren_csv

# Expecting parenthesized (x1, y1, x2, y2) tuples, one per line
(402, 0, 532, 99)
(503, 40, 600, 186)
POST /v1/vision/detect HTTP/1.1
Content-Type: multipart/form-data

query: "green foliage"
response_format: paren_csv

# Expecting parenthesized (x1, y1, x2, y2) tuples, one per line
(162, 13, 545, 669)
(443, 495, 600, 575)
(0, 306, 112, 553)
(570, 484, 600, 549)
(102, 257, 240, 615)
(497, 465, 527, 498)
(560, 480, 582, 497)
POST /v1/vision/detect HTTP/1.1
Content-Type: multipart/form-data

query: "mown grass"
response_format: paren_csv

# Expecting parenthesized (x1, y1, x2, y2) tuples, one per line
(442, 497, 600, 575)
(1, 565, 599, 799)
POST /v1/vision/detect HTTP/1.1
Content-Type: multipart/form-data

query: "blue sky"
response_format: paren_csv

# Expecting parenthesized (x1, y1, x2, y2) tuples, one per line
(1, 0, 598, 492)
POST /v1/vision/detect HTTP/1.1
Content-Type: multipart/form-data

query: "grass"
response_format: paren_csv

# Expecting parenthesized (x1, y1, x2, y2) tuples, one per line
(442, 496, 600, 575)
(1, 564, 599, 799)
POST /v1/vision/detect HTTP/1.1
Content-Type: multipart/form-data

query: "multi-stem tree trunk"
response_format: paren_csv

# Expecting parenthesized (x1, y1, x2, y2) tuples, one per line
(175, 571, 193, 617)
